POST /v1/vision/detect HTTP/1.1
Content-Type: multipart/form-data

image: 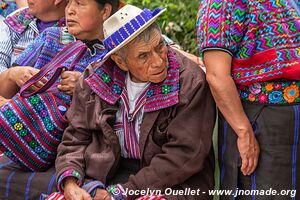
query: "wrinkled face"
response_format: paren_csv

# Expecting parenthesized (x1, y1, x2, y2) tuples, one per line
(27, 0, 55, 18)
(114, 29, 169, 83)
(65, 0, 110, 40)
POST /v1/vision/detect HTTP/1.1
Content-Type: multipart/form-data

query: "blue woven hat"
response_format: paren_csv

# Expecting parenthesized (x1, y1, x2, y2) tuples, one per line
(101, 4, 166, 60)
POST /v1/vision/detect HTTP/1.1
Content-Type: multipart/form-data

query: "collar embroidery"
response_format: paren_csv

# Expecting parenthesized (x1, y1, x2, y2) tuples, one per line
(85, 47, 180, 112)
(5, 7, 65, 34)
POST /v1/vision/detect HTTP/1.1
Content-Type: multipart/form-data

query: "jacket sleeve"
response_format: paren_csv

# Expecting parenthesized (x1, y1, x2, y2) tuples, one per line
(122, 62, 216, 196)
(55, 73, 93, 187)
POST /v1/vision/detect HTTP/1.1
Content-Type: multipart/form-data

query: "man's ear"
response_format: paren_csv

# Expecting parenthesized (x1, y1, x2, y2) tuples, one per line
(111, 54, 128, 72)
(102, 3, 113, 21)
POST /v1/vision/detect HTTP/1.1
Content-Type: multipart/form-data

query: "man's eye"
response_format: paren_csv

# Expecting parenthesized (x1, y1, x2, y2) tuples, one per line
(158, 42, 165, 50)
(139, 54, 147, 59)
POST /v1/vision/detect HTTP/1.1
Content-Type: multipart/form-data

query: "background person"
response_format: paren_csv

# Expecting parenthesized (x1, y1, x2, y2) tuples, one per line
(197, 0, 300, 199)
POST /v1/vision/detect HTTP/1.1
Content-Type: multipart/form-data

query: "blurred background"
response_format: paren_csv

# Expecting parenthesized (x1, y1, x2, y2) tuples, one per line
(125, 0, 199, 55)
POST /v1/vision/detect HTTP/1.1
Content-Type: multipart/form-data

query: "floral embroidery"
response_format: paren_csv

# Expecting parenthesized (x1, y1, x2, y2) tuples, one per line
(258, 93, 267, 103)
(248, 93, 256, 102)
(161, 85, 171, 94)
(268, 91, 283, 104)
(265, 83, 273, 92)
(147, 89, 154, 98)
(249, 83, 261, 95)
(102, 73, 111, 83)
(113, 84, 122, 95)
(239, 81, 300, 104)
(284, 84, 299, 103)
(14, 123, 23, 131)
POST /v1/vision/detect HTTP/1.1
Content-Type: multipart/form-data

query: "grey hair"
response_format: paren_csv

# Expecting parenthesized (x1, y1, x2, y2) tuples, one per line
(116, 22, 161, 60)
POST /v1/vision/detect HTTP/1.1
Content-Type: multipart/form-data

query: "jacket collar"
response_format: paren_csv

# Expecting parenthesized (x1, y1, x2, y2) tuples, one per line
(85, 47, 180, 112)
(4, 7, 65, 34)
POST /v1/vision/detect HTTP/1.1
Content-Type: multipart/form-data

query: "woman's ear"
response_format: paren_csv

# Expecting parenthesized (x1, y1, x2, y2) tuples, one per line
(111, 54, 128, 72)
(102, 3, 113, 21)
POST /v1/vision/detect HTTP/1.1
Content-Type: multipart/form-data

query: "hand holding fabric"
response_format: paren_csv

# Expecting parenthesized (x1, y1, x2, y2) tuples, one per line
(58, 71, 82, 95)
(11, 66, 44, 90)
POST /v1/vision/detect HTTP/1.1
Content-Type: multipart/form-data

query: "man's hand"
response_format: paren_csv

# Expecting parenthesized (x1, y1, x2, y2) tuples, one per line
(237, 131, 260, 175)
(58, 71, 82, 95)
(64, 178, 92, 200)
(94, 189, 112, 200)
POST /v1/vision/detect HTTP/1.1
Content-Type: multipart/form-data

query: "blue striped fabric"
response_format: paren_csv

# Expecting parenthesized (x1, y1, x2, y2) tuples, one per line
(0, 15, 38, 72)
(220, 121, 228, 183)
(292, 106, 299, 200)
(25, 172, 36, 200)
(4, 171, 15, 198)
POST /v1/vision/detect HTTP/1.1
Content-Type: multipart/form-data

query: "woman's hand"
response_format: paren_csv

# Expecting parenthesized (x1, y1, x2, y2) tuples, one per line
(10, 66, 44, 90)
(237, 130, 260, 176)
(58, 71, 82, 95)
(94, 189, 112, 200)
(64, 178, 92, 200)
(0, 96, 10, 107)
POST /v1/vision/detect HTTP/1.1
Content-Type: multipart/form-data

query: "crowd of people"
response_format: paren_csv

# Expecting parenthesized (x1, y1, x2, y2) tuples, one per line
(0, 0, 298, 199)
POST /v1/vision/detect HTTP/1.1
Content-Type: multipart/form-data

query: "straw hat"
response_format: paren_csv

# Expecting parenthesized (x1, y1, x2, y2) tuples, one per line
(101, 4, 166, 60)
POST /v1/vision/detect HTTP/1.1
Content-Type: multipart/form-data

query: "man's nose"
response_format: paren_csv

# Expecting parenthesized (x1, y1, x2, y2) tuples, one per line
(151, 53, 163, 68)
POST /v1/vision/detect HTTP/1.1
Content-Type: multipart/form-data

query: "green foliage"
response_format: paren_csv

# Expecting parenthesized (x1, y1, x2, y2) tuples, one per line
(124, 0, 200, 55)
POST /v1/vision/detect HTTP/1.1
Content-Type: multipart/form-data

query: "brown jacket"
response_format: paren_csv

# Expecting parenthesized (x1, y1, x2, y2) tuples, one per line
(55, 49, 216, 200)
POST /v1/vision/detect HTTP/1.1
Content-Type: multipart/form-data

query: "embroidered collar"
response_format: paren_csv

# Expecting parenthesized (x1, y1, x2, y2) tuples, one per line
(4, 7, 65, 34)
(60, 27, 105, 57)
(85, 47, 180, 112)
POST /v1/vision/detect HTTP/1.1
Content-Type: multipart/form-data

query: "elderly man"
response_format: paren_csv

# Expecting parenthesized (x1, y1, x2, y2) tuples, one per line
(54, 4, 215, 200)
(0, 0, 66, 72)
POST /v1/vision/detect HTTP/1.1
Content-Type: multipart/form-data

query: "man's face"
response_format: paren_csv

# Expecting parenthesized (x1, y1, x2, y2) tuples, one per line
(27, 0, 54, 19)
(116, 29, 169, 83)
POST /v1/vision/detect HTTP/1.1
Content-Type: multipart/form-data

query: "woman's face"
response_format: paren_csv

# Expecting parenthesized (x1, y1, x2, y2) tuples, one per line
(65, 0, 111, 40)
(27, 0, 54, 19)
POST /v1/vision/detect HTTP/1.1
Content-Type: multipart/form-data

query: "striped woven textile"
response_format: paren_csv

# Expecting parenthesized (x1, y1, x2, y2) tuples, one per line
(42, 192, 166, 200)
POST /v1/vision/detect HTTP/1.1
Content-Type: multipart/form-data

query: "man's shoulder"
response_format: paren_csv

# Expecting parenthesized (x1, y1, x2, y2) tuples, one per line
(4, 7, 35, 34)
(172, 48, 206, 84)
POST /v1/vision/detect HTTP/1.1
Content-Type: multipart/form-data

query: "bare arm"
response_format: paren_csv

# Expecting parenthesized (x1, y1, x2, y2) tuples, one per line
(204, 50, 260, 175)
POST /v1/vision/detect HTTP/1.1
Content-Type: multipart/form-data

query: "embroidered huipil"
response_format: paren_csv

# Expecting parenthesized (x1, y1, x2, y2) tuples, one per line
(0, 27, 106, 171)
(0, 7, 65, 72)
(13, 26, 106, 110)
(197, 0, 300, 104)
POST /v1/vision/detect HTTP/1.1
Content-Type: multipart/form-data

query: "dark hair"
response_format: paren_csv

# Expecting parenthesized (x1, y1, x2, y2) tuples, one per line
(95, 0, 120, 15)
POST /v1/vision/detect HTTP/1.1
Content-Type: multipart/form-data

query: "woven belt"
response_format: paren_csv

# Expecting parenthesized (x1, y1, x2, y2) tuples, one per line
(238, 80, 300, 105)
